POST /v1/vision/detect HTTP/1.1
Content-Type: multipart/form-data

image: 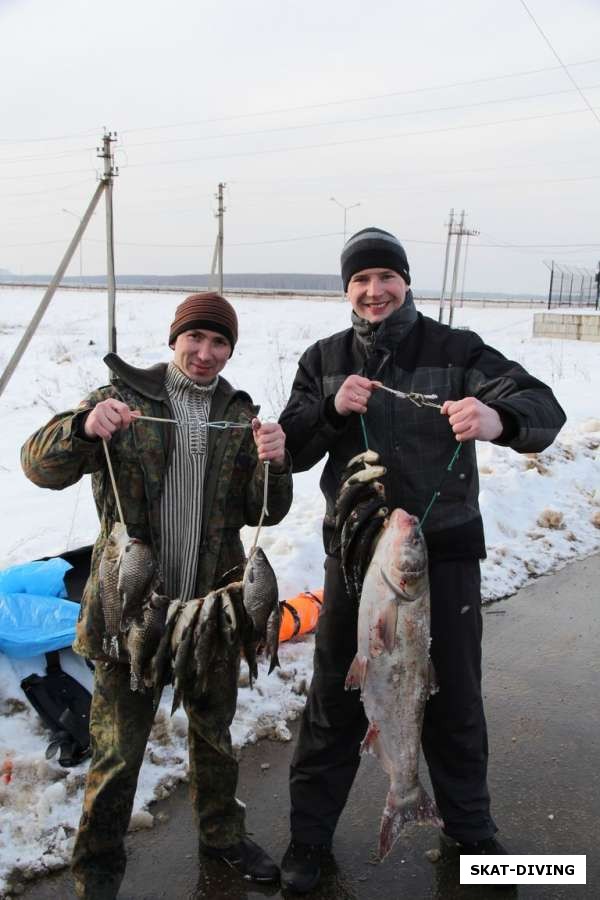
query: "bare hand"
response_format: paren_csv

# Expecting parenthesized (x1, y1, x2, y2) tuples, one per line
(441, 397, 503, 442)
(252, 418, 286, 464)
(334, 375, 377, 416)
(84, 399, 139, 440)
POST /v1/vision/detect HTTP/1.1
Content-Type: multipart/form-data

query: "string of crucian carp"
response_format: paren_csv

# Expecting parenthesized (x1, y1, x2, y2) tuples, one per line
(360, 383, 463, 530)
(98, 415, 278, 704)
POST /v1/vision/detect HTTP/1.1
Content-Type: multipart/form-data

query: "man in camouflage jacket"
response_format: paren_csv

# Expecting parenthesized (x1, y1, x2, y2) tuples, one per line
(21, 293, 292, 899)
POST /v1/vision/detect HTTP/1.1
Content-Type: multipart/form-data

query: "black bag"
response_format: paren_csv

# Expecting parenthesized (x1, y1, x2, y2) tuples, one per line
(21, 650, 92, 767)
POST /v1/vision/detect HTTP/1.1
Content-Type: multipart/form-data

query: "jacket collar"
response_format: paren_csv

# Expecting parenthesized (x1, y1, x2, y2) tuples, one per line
(351, 289, 418, 369)
(103, 352, 250, 407)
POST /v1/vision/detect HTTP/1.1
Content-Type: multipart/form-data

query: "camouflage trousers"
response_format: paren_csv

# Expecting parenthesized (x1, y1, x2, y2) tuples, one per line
(71, 648, 245, 900)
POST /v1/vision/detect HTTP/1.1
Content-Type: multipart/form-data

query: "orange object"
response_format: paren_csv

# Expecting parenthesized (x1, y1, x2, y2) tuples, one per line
(2, 759, 13, 785)
(279, 590, 324, 642)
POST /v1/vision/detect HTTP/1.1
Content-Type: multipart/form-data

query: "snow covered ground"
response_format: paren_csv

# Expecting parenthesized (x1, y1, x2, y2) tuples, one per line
(0, 287, 598, 895)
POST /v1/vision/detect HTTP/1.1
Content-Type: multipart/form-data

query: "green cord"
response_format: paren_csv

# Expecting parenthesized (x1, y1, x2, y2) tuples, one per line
(420, 442, 463, 529)
(359, 414, 369, 451)
(359, 407, 463, 531)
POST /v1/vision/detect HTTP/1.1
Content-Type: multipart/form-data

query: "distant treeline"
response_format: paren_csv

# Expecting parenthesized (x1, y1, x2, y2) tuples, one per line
(1, 272, 344, 292)
(0, 270, 546, 301)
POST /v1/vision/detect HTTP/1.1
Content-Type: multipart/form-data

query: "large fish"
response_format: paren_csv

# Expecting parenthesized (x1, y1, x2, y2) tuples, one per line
(98, 522, 129, 659)
(345, 508, 442, 861)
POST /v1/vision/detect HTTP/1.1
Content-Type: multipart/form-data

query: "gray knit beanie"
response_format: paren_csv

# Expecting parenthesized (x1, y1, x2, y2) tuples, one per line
(341, 227, 411, 290)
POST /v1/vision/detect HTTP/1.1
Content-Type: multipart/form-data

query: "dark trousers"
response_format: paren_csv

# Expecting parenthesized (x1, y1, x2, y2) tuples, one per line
(289, 555, 497, 846)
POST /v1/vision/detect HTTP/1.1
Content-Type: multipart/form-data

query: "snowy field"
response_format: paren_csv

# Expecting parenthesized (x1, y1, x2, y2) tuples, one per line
(0, 287, 599, 895)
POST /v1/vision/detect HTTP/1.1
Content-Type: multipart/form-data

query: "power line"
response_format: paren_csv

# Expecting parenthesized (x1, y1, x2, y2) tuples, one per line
(118, 106, 599, 172)
(0, 178, 93, 199)
(21, 232, 590, 253)
(118, 57, 600, 137)
(0, 129, 98, 146)
(115, 82, 600, 153)
(3, 103, 599, 183)
(519, 1, 600, 129)
(0, 145, 96, 166)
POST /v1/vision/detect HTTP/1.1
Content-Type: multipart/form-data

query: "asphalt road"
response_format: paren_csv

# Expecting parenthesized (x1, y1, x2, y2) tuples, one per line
(19, 552, 600, 900)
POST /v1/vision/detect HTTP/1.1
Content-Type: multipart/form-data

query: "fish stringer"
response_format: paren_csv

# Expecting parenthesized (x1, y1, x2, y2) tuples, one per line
(249, 461, 270, 555)
(102, 438, 126, 528)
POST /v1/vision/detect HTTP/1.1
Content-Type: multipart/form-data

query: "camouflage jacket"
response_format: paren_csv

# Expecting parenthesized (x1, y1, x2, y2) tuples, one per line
(21, 353, 293, 661)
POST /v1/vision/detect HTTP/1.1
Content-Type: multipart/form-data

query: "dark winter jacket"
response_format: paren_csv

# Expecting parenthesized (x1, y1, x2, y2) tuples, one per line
(279, 307, 565, 561)
(21, 353, 293, 660)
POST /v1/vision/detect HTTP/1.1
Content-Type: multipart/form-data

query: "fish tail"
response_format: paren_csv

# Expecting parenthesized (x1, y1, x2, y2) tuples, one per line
(267, 650, 280, 675)
(378, 782, 442, 861)
(170, 686, 182, 716)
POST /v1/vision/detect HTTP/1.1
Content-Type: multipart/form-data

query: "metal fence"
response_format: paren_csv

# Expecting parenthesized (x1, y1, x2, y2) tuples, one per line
(545, 261, 600, 309)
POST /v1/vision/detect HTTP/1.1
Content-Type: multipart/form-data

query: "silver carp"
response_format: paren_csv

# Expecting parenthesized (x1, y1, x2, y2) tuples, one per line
(98, 522, 129, 659)
(345, 507, 441, 860)
(126, 592, 170, 693)
(118, 536, 156, 630)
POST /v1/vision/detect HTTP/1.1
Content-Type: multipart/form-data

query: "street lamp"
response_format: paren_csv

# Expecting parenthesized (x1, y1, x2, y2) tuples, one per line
(62, 208, 83, 285)
(330, 197, 361, 245)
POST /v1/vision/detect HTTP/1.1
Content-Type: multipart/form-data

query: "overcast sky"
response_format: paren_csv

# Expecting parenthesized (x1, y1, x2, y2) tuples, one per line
(1, 0, 599, 294)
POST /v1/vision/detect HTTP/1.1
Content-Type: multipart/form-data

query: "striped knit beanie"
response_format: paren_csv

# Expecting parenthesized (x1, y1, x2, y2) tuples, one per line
(168, 292, 238, 355)
(341, 227, 411, 291)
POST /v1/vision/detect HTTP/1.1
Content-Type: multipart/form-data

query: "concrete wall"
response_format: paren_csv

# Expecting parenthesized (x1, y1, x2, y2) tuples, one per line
(533, 312, 600, 342)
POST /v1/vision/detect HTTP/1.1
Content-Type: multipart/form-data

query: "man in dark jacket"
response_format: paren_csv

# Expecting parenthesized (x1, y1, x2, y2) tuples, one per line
(22, 292, 292, 899)
(278, 228, 566, 893)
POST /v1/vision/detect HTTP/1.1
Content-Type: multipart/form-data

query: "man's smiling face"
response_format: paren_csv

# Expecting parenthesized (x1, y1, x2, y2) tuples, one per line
(346, 267, 407, 323)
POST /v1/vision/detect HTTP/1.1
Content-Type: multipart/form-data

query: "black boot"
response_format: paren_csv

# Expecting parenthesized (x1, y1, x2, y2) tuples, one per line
(441, 832, 508, 856)
(281, 841, 328, 894)
(440, 833, 515, 891)
(199, 836, 279, 883)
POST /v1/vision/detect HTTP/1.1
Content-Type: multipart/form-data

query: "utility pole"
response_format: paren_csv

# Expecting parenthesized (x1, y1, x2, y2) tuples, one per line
(62, 208, 84, 284)
(216, 182, 226, 294)
(459, 233, 471, 306)
(443, 211, 479, 327)
(0, 129, 120, 399)
(99, 131, 119, 354)
(438, 208, 454, 323)
(330, 197, 361, 245)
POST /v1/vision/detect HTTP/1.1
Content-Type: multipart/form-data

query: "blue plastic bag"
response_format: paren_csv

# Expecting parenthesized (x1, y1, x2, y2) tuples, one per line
(0, 558, 77, 658)
(0, 592, 79, 658)
(0, 558, 72, 598)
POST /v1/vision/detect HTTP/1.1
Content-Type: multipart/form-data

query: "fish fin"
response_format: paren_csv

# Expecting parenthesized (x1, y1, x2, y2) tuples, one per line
(108, 635, 120, 659)
(378, 782, 442, 861)
(267, 650, 280, 675)
(359, 721, 381, 756)
(345, 655, 367, 691)
(371, 596, 398, 656)
(170, 682, 182, 716)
